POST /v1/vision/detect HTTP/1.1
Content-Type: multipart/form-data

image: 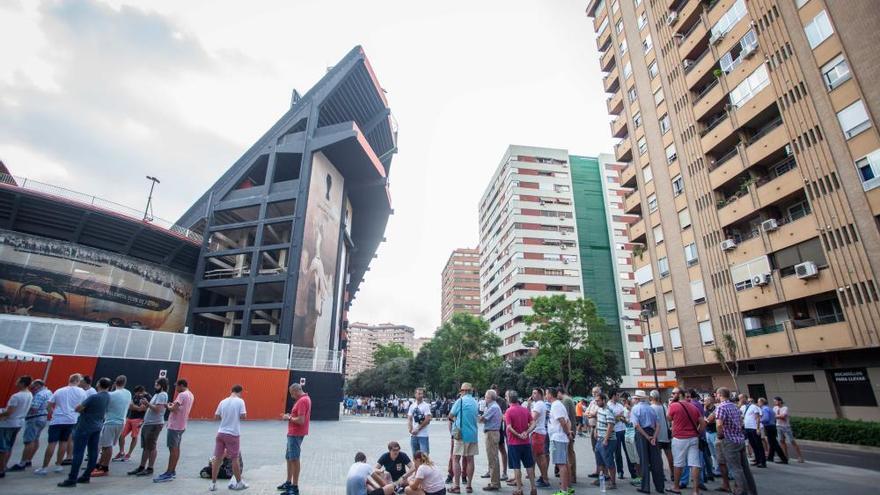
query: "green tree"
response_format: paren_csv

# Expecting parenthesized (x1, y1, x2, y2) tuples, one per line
(373, 342, 413, 366)
(427, 313, 502, 395)
(523, 295, 621, 395)
(712, 332, 741, 391)
(489, 355, 542, 395)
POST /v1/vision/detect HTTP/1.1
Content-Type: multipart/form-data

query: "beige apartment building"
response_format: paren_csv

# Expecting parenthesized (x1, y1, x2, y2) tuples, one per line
(344, 322, 415, 379)
(587, 0, 880, 419)
(441, 248, 481, 324)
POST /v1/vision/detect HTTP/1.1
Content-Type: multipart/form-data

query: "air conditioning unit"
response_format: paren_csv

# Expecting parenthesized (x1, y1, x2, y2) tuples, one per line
(761, 218, 780, 232)
(742, 44, 758, 59)
(683, 59, 694, 70)
(667, 12, 679, 25)
(795, 261, 819, 279)
(720, 239, 737, 251)
(561, 244, 567, 250)
(563, 259, 570, 264)
(710, 32, 725, 45)
(753, 273, 772, 286)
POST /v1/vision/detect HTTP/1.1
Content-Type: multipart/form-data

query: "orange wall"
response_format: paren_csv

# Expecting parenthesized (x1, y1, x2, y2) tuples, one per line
(177, 363, 289, 420)
(0, 361, 49, 404)
(0, 355, 96, 404)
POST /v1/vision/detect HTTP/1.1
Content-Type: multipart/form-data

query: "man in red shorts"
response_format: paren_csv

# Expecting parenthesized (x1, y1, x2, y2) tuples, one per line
(210, 385, 247, 492)
(114, 385, 149, 462)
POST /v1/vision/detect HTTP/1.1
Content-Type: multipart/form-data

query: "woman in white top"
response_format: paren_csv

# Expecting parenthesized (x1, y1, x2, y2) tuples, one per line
(405, 451, 446, 495)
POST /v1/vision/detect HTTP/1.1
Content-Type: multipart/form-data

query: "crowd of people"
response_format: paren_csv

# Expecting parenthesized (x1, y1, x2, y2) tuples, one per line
(0, 373, 313, 494)
(346, 383, 807, 495)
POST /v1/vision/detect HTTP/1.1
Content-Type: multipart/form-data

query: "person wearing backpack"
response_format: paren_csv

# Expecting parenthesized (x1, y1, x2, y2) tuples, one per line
(666, 388, 705, 495)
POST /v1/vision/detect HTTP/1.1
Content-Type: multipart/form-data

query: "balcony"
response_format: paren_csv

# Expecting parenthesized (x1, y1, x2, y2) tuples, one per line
(604, 66, 620, 93)
(794, 320, 852, 353)
(708, 146, 744, 189)
(745, 327, 791, 358)
(780, 268, 836, 303)
(638, 281, 657, 302)
(678, 15, 708, 61)
(767, 213, 818, 252)
(629, 218, 647, 242)
(673, 0, 705, 36)
(717, 190, 757, 227)
(725, 232, 762, 265)
(601, 47, 616, 72)
(607, 90, 624, 115)
(745, 118, 787, 165)
(597, 25, 612, 52)
(733, 86, 776, 131)
(621, 162, 637, 187)
(615, 138, 633, 162)
(700, 113, 735, 152)
(686, 49, 716, 90)
(693, 78, 725, 121)
(756, 162, 802, 207)
(736, 281, 780, 312)
(611, 115, 628, 138)
(707, 0, 735, 27)
(624, 190, 641, 213)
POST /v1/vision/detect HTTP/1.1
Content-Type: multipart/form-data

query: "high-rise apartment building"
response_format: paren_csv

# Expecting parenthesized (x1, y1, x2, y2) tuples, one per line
(344, 322, 415, 379)
(479, 146, 633, 378)
(587, 0, 880, 418)
(441, 248, 481, 324)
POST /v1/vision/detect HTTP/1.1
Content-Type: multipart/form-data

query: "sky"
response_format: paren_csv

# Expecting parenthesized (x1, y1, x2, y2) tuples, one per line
(0, 0, 615, 337)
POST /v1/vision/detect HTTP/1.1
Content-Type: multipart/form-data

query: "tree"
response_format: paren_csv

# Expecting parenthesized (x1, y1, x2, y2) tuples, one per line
(424, 313, 502, 395)
(523, 295, 621, 395)
(373, 342, 413, 366)
(712, 332, 741, 391)
(489, 355, 542, 395)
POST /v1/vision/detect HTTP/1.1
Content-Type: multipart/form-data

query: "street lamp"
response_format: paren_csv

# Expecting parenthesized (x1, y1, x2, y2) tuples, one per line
(144, 175, 160, 222)
(622, 309, 659, 391)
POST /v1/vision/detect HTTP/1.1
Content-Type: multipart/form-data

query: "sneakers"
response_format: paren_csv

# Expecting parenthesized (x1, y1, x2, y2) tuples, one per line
(34, 467, 48, 475)
(60, 458, 72, 466)
(230, 480, 249, 491)
(277, 481, 292, 491)
(90, 468, 108, 477)
(8, 461, 31, 472)
(154, 471, 176, 483)
(124, 454, 132, 462)
(128, 466, 146, 475)
(53, 465, 65, 473)
(137, 467, 154, 477)
(209, 481, 218, 491)
(536, 477, 551, 488)
(112, 452, 126, 462)
(57, 479, 77, 488)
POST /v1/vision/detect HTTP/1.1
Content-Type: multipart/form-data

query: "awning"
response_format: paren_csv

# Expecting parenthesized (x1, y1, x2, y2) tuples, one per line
(0, 344, 52, 363)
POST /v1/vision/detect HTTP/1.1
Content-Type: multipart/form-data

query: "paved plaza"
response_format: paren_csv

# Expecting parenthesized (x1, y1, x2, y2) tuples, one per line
(0, 416, 877, 495)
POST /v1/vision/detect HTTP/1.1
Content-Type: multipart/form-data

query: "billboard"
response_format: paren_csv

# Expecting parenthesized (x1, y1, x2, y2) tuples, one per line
(0, 230, 192, 330)
(292, 151, 344, 357)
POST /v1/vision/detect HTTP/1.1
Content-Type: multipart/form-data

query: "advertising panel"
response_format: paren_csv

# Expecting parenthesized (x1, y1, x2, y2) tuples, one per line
(0, 230, 192, 330)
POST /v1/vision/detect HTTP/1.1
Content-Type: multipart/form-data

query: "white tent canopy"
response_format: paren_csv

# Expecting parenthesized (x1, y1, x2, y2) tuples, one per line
(0, 343, 52, 363)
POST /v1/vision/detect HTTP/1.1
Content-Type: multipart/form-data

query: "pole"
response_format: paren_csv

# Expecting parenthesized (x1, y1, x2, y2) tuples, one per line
(144, 175, 160, 221)
(644, 313, 660, 390)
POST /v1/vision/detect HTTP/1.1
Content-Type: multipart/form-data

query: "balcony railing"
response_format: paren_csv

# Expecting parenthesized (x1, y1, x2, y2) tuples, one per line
(747, 116, 784, 145)
(745, 323, 784, 338)
(0, 173, 202, 244)
(756, 157, 797, 187)
(792, 313, 845, 328)
(700, 113, 728, 137)
(694, 76, 719, 102)
(709, 146, 739, 171)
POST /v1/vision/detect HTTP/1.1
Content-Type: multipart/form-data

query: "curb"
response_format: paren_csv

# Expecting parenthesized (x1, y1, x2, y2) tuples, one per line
(797, 438, 880, 453)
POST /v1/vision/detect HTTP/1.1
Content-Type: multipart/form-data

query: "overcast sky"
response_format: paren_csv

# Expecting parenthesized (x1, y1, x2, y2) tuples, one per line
(0, 0, 614, 337)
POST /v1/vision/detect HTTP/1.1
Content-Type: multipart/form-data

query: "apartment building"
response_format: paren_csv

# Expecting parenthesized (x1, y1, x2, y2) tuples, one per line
(344, 322, 415, 379)
(586, 0, 880, 419)
(441, 248, 481, 324)
(479, 146, 633, 379)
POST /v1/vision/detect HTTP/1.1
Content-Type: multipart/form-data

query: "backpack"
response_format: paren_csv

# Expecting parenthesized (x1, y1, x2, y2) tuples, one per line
(199, 454, 244, 479)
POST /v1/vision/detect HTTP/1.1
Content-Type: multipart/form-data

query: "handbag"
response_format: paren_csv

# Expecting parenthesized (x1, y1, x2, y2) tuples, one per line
(451, 398, 463, 441)
(681, 401, 709, 451)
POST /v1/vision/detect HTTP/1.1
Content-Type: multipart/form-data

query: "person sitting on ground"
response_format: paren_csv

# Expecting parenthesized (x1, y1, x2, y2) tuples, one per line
(376, 441, 414, 484)
(406, 451, 447, 495)
(346, 452, 395, 495)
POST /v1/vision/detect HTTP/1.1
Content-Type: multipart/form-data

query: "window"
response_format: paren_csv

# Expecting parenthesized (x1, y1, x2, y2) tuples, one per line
(658, 257, 670, 277)
(653, 224, 664, 244)
(637, 136, 647, 155)
(795, 0, 809, 7)
(623, 61, 633, 79)
(710, 0, 747, 39)
(633, 111, 643, 128)
(635, 0, 642, 6)
(664, 291, 676, 312)
(648, 61, 659, 79)
(659, 114, 671, 134)
(654, 87, 665, 105)
(648, 194, 658, 213)
(856, 149, 880, 191)
(729, 64, 770, 108)
(616, 19, 624, 34)
(730, 255, 771, 291)
(620, 39, 628, 55)
(805, 11, 833, 49)
(635, 264, 654, 285)
(684, 242, 698, 265)
(691, 279, 706, 303)
(772, 238, 827, 277)
(642, 165, 653, 183)
(679, 208, 692, 229)
(665, 144, 677, 164)
(699, 320, 715, 345)
(646, 331, 664, 351)
(672, 174, 684, 196)
(643, 34, 653, 54)
(719, 29, 758, 74)
(821, 54, 850, 90)
(612, 0, 619, 14)
(669, 328, 682, 350)
(837, 100, 871, 139)
(627, 86, 638, 102)
(638, 11, 647, 30)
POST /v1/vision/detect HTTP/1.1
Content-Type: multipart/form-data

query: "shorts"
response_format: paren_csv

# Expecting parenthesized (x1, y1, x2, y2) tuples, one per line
(368, 488, 386, 495)
(141, 423, 164, 451)
(214, 432, 241, 459)
(530, 433, 547, 457)
(99, 424, 123, 448)
(122, 418, 143, 439)
(286, 435, 304, 460)
(777, 425, 795, 442)
(47, 423, 75, 443)
(595, 437, 617, 468)
(550, 440, 569, 465)
(672, 436, 701, 468)
(23, 417, 47, 443)
(507, 444, 535, 469)
(167, 429, 185, 449)
(0, 427, 20, 453)
(657, 440, 671, 451)
(453, 440, 479, 456)
(714, 440, 727, 465)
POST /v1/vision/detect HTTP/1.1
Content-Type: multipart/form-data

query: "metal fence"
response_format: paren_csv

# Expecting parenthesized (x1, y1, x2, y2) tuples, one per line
(0, 315, 341, 373)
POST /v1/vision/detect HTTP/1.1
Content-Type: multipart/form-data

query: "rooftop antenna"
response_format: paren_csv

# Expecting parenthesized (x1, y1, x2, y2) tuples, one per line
(144, 175, 160, 222)
(290, 89, 302, 108)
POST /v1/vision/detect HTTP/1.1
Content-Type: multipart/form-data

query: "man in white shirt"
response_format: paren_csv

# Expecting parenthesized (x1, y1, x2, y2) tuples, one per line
(546, 387, 571, 492)
(608, 391, 635, 479)
(407, 388, 432, 456)
(210, 385, 248, 491)
(0, 375, 34, 477)
(529, 388, 551, 488)
(738, 394, 766, 468)
(773, 396, 804, 463)
(35, 374, 86, 475)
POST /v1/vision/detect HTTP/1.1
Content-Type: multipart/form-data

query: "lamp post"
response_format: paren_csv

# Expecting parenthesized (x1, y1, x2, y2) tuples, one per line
(144, 175, 160, 222)
(623, 309, 659, 390)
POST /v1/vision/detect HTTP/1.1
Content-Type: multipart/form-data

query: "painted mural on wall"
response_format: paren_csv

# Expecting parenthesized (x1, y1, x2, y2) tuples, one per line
(292, 151, 344, 358)
(0, 230, 192, 330)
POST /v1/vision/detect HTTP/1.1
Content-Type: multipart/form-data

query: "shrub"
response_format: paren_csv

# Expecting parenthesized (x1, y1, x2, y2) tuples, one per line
(791, 416, 880, 447)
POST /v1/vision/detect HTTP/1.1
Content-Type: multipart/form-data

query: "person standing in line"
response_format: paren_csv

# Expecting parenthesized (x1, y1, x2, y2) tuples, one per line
(609, 390, 637, 480)
(546, 387, 571, 493)
(79, 376, 96, 397)
(705, 394, 730, 494)
(584, 386, 602, 479)
(408, 388, 433, 456)
(593, 393, 617, 490)
(90, 375, 131, 477)
(57, 377, 111, 488)
(560, 389, 577, 485)
(757, 398, 786, 464)
(773, 397, 803, 463)
(528, 388, 550, 488)
(9, 378, 51, 472)
(492, 384, 509, 483)
(0, 375, 33, 478)
(478, 389, 502, 491)
(35, 374, 86, 475)
(667, 387, 705, 495)
(622, 395, 641, 486)
(631, 390, 664, 494)
(155, 379, 194, 482)
(649, 390, 674, 478)
(738, 394, 765, 469)
(703, 396, 721, 479)
(278, 383, 311, 495)
(209, 384, 248, 491)
(715, 388, 757, 495)
(503, 390, 537, 495)
(115, 385, 149, 462)
(128, 377, 169, 477)
(448, 382, 479, 494)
